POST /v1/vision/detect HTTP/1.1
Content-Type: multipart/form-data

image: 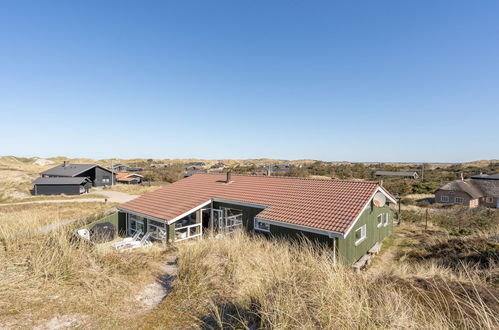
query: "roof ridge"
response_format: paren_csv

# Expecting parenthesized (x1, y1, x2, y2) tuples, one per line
(194, 172, 379, 184)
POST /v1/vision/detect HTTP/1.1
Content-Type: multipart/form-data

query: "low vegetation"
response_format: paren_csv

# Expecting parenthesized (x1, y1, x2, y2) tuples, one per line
(1, 156, 498, 201)
(105, 183, 165, 195)
(15, 193, 107, 202)
(1, 156, 498, 328)
(141, 164, 184, 183)
(0, 202, 116, 233)
(0, 201, 497, 328)
(0, 202, 168, 328)
(400, 206, 499, 235)
(145, 228, 498, 329)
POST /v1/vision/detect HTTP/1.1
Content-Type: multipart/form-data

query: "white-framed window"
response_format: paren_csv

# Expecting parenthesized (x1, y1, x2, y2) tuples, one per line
(383, 213, 389, 226)
(128, 216, 144, 235)
(354, 225, 366, 246)
(147, 220, 167, 241)
(486, 197, 493, 203)
(440, 195, 449, 203)
(254, 218, 270, 232)
(455, 197, 464, 204)
(377, 213, 389, 227)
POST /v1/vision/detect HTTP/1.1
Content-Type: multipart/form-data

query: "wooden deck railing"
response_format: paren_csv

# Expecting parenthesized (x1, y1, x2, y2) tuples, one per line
(174, 222, 202, 242)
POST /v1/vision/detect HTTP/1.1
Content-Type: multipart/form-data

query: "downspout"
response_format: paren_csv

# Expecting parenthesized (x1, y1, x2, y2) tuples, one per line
(333, 238, 337, 266)
(163, 219, 167, 246)
(210, 201, 214, 236)
(125, 213, 128, 236)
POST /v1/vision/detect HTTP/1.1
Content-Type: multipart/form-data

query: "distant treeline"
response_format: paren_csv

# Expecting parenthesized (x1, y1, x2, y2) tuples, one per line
(135, 159, 499, 197)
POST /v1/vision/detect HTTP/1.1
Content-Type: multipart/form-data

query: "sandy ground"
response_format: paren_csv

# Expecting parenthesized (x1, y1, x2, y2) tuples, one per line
(135, 256, 178, 309)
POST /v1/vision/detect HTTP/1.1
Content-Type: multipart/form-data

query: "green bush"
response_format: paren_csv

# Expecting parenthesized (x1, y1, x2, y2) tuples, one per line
(412, 182, 436, 194)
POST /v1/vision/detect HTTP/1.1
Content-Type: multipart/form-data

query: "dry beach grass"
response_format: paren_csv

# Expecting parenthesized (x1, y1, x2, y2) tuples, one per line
(0, 202, 169, 328)
(0, 200, 497, 328)
(147, 229, 498, 329)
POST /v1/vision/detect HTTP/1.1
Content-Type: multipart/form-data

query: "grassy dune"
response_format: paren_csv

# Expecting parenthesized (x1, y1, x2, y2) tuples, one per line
(0, 202, 168, 328)
(147, 229, 498, 329)
(105, 183, 164, 195)
(0, 198, 497, 328)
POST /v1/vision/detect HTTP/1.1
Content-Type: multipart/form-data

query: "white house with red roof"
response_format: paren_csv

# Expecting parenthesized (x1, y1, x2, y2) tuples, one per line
(114, 172, 396, 265)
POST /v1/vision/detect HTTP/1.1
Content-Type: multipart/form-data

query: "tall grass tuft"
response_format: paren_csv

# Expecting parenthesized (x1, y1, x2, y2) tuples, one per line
(152, 232, 498, 329)
(0, 203, 164, 328)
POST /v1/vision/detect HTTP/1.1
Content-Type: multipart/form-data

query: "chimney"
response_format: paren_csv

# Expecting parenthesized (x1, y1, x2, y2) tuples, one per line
(380, 180, 383, 187)
(267, 164, 271, 176)
(460, 172, 464, 181)
(63, 161, 69, 167)
(226, 171, 232, 183)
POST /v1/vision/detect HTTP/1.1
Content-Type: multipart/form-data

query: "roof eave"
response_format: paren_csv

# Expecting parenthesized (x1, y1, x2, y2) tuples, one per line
(116, 207, 169, 223)
(255, 216, 344, 238)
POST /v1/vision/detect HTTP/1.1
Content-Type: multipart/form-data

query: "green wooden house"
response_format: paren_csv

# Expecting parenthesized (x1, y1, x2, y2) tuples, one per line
(115, 173, 396, 265)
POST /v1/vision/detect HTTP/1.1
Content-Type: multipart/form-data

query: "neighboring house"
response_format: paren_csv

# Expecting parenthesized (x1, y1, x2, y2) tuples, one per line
(39, 161, 115, 187)
(150, 163, 170, 168)
(32, 177, 92, 196)
(183, 162, 205, 171)
(116, 172, 144, 184)
(210, 162, 227, 169)
(471, 173, 499, 180)
(435, 175, 499, 208)
(111, 164, 143, 172)
(272, 164, 290, 174)
(117, 173, 397, 265)
(374, 171, 419, 179)
(111, 164, 128, 172)
(253, 165, 272, 176)
(183, 169, 207, 177)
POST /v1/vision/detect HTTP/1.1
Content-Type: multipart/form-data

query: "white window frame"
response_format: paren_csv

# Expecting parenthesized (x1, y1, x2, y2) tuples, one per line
(485, 197, 493, 203)
(354, 224, 366, 246)
(254, 218, 271, 233)
(128, 216, 144, 236)
(147, 220, 167, 241)
(455, 197, 464, 204)
(440, 195, 449, 203)
(383, 213, 389, 226)
(377, 214, 383, 228)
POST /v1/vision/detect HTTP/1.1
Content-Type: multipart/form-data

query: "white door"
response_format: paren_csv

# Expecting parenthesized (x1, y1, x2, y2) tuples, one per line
(211, 209, 223, 231)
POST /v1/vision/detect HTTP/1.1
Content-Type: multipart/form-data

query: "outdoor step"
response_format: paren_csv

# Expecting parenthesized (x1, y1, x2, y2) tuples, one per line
(352, 254, 371, 272)
(368, 242, 382, 255)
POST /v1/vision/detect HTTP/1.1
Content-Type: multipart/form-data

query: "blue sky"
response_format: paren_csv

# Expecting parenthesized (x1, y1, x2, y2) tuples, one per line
(1, 1, 498, 162)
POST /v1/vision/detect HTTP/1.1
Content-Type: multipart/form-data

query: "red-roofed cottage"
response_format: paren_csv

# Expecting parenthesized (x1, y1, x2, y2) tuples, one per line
(117, 173, 396, 264)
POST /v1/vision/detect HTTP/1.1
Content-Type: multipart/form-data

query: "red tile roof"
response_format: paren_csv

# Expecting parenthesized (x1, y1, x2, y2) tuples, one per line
(117, 177, 139, 182)
(116, 172, 131, 180)
(119, 174, 389, 235)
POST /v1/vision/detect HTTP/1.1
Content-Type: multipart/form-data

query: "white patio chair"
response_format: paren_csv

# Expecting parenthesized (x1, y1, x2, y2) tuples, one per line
(112, 231, 143, 249)
(77, 229, 90, 241)
(119, 232, 153, 251)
